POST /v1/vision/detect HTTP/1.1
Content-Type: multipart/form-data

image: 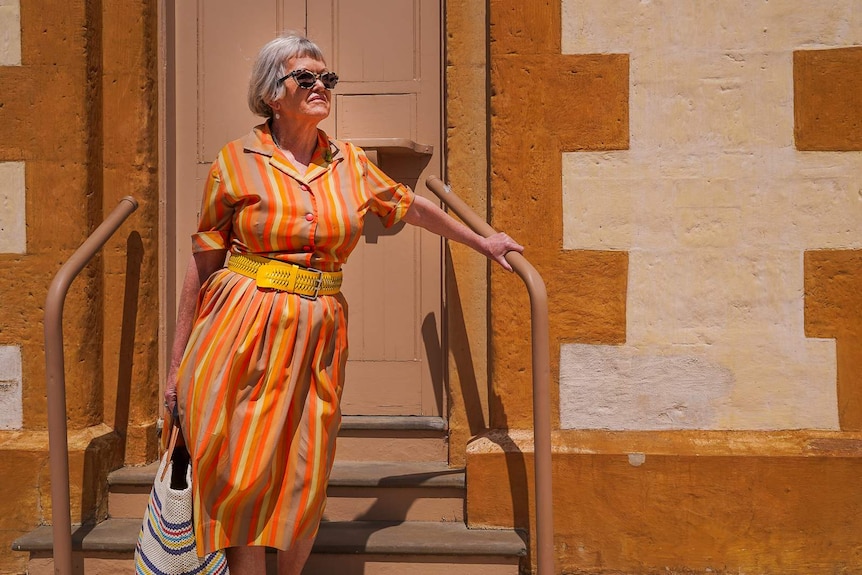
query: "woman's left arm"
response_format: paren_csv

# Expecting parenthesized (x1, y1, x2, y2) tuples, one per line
(402, 195, 524, 271)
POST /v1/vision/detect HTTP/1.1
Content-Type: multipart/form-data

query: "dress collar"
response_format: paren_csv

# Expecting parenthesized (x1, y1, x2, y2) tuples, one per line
(244, 123, 343, 164)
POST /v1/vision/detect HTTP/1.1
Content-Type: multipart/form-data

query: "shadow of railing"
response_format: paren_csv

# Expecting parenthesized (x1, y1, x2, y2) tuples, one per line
(112, 231, 144, 462)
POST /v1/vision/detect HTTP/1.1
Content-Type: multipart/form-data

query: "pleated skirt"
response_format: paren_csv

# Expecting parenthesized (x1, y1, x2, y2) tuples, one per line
(176, 268, 348, 555)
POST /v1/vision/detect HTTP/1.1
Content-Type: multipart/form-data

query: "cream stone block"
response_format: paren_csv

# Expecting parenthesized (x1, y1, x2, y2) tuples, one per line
(566, 152, 862, 250)
(558, 1, 860, 430)
(675, 206, 743, 249)
(560, 337, 837, 431)
(0, 346, 22, 430)
(0, 162, 26, 254)
(562, 0, 862, 55)
(717, 337, 838, 429)
(0, 0, 21, 66)
(562, 176, 635, 249)
(560, 344, 733, 430)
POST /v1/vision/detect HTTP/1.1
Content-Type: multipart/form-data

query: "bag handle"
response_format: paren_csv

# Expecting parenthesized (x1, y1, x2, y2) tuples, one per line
(160, 408, 182, 482)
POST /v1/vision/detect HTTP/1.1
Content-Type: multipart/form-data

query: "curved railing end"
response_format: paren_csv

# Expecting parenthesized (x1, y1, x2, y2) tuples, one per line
(424, 176, 555, 575)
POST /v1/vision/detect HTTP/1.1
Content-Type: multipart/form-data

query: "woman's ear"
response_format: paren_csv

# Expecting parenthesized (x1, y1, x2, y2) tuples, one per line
(268, 101, 281, 120)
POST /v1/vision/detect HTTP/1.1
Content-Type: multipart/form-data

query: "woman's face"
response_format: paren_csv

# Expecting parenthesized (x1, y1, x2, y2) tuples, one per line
(271, 56, 332, 124)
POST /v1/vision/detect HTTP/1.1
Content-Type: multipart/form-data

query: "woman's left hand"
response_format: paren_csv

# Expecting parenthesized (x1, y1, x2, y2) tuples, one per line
(482, 232, 524, 272)
(402, 196, 524, 271)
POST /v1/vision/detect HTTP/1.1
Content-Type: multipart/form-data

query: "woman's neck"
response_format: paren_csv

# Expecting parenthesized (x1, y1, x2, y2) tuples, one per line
(271, 120, 318, 171)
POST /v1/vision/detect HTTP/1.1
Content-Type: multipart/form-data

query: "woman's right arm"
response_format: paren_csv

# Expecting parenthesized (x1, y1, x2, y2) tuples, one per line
(164, 249, 227, 413)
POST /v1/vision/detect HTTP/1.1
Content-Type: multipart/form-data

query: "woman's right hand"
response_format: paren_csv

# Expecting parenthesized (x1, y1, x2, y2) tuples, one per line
(163, 367, 186, 448)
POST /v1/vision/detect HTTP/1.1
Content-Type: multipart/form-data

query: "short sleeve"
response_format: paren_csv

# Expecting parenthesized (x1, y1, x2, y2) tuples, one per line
(191, 159, 232, 252)
(361, 150, 415, 228)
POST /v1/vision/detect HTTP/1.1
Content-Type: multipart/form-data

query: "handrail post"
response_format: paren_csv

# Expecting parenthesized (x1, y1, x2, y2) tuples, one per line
(44, 197, 138, 575)
(425, 177, 554, 575)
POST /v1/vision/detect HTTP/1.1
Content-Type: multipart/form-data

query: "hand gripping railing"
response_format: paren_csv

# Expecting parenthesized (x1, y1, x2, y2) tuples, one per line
(45, 196, 139, 575)
(425, 176, 554, 575)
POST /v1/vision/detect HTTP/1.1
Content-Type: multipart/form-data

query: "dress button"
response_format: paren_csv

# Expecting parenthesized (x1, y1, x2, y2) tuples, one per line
(300, 184, 310, 192)
(303, 245, 312, 252)
(305, 213, 314, 222)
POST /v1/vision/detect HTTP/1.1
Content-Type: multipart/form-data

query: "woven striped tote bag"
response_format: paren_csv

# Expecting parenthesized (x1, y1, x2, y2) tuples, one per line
(134, 422, 229, 575)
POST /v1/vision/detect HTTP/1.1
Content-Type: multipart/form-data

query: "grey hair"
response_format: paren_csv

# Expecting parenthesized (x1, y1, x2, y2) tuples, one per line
(247, 32, 326, 118)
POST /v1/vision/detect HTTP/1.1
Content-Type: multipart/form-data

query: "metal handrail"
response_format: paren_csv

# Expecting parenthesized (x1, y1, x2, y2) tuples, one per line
(425, 176, 554, 575)
(44, 196, 139, 575)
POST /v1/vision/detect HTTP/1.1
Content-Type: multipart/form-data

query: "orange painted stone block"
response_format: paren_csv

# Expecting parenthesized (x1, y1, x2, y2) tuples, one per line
(0, 1, 160, 574)
(0, 447, 43, 575)
(794, 47, 862, 151)
(18, 0, 89, 66)
(805, 249, 862, 430)
(0, 66, 89, 161)
(0, 426, 123, 574)
(490, 0, 563, 56)
(467, 429, 862, 574)
(489, 50, 630, 428)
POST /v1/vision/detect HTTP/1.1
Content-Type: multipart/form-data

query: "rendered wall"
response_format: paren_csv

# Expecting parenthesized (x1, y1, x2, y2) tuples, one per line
(0, 1, 160, 572)
(557, 1, 860, 432)
(467, 0, 862, 573)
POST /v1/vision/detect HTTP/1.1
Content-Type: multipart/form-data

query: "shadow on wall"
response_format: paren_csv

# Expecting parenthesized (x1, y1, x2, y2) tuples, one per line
(444, 255, 486, 437)
(422, 313, 446, 419)
(112, 231, 145, 461)
(447, 246, 532, 564)
(81, 231, 144, 525)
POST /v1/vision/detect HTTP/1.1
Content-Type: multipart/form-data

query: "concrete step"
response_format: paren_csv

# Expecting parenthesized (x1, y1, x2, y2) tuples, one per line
(13, 519, 526, 575)
(325, 461, 465, 522)
(336, 415, 449, 462)
(108, 460, 466, 523)
(299, 521, 525, 575)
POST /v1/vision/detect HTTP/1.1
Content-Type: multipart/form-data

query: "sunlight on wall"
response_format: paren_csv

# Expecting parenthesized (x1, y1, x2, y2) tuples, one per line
(559, 1, 861, 430)
(0, 346, 22, 430)
(0, 0, 21, 66)
(0, 162, 26, 254)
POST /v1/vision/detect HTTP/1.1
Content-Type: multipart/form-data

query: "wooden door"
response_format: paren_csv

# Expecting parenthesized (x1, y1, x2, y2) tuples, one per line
(167, 0, 443, 416)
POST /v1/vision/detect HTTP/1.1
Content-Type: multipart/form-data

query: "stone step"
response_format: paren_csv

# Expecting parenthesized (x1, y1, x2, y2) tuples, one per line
(108, 460, 466, 523)
(336, 415, 449, 462)
(13, 519, 526, 575)
(325, 461, 465, 522)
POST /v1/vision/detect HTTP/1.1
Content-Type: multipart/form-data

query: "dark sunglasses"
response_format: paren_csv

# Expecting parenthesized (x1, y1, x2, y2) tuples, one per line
(277, 69, 339, 90)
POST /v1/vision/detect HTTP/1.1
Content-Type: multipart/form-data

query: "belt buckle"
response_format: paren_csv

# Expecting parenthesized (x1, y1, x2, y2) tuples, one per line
(300, 267, 324, 300)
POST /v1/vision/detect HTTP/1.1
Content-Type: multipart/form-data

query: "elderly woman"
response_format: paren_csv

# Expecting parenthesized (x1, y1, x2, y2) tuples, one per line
(165, 32, 522, 574)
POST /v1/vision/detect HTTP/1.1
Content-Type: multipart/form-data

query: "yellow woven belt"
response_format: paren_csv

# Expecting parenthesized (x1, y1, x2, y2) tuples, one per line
(227, 253, 342, 299)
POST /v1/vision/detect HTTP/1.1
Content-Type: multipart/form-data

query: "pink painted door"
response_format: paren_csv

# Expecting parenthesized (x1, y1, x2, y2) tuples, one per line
(167, 0, 443, 416)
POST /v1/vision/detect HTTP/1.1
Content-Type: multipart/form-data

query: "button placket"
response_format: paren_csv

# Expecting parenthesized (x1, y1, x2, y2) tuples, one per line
(301, 179, 318, 264)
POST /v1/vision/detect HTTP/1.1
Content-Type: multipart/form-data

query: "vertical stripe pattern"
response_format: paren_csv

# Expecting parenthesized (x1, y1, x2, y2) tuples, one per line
(176, 124, 413, 554)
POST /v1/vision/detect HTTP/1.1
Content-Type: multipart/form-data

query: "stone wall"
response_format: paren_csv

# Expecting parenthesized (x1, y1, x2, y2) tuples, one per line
(483, 0, 862, 434)
(0, 1, 159, 572)
(464, 1, 862, 572)
(556, 1, 862, 432)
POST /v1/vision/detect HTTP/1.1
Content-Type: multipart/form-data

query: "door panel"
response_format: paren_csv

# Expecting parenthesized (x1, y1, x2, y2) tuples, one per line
(337, 95, 417, 140)
(200, 4, 274, 160)
(169, 0, 443, 416)
(332, 0, 417, 82)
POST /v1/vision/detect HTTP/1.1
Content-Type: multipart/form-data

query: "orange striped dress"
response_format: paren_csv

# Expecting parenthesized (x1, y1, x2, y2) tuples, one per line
(175, 123, 413, 555)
